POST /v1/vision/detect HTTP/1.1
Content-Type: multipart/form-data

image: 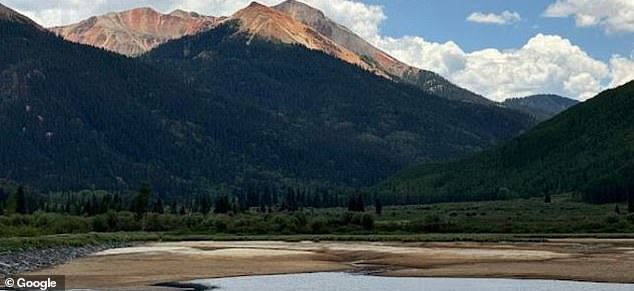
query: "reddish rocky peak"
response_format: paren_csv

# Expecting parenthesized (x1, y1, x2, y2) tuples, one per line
(51, 7, 220, 56)
(273, 0, 409, 77)
(228, 1, 383, 75)
(274, 0, 327, 20)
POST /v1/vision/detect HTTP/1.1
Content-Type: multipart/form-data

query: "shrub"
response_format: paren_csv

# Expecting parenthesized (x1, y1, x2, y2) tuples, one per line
(361, 214, 375, 230)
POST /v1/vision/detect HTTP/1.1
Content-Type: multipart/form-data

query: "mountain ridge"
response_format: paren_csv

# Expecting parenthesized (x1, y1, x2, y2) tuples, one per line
(503, 94, 579, 121)
(272, 0, 494, 105)
(228, 1, 382, 75)
(0, 2, 43, 29)
(0, 2, 535, 194)
(52, 0, 494, 105)
(50, 7, 221, 57)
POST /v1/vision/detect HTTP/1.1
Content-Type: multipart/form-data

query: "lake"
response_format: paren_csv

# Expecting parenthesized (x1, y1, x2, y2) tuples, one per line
(189, 272, 634, 291)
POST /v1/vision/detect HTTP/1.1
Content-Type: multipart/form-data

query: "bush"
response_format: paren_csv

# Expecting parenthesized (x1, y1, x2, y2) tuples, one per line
(605, 214, 621, 224)
(627, 213, 634, 224)
(309, 218, 327, 234)
(361, 214, 375, 230)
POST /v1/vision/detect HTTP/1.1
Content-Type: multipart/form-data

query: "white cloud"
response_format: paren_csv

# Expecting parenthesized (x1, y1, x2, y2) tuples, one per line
(544, 0, 634, 34)
(609, 55, 634, 87)
(453, 34, 610, 101)
(3, 0, 634, 101)
(372, 32, 619, 101)
(375, 36, 466, 76)
(467, 11, 521, 25)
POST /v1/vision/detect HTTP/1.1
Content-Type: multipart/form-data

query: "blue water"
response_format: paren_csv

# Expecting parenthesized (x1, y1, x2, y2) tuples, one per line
(190, 272, 634, 291)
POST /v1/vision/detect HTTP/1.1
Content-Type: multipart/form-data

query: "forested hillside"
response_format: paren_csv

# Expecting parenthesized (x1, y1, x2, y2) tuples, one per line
(146, 21, 535, 178)
(0, 14, 308, 194)
(1, 7, 533, 196)
(503, 94, 578, 121)
(384, 81, 634, 204)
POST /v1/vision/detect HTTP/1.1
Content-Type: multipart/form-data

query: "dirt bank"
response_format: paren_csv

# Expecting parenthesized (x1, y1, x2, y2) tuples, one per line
(29, 239, 634, 288)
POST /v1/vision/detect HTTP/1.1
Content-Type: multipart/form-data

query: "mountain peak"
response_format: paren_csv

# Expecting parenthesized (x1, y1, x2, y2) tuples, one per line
(247, 1, 268, 8)
(229, 2, 382, 75)
(273, 1, 493, 105)
(125, 7, 159, 15)
(52, 8, 220, 56)
(234, 1, 283, 18)
(169, 9, 199, 18)
(275, 0, 327, 18)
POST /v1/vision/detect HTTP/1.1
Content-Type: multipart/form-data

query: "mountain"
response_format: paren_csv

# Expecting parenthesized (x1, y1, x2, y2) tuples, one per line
(228, 2, 381, 75)
(144, 4, 534, 180)
(503, 94, 579, 121)
(383, 81, 634, 204)
(51, 7, 221, 56)
(0, 5, 301, 193)
(0, 3, 533, 194)
(272, 0, 493, 105)
(53, 1, 493, 105)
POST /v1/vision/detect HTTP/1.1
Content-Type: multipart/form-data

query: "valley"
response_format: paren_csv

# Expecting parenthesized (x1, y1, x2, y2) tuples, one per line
(0, 0, 633, 290)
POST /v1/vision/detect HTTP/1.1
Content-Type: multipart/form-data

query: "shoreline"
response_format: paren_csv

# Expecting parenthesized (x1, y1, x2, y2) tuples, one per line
(24, 239, 634, 288)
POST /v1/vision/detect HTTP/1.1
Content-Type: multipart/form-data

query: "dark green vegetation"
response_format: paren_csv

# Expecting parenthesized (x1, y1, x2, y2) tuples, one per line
(385, 81, 634, 205)
(400, 70, 494, 105)
(143, 21, 535, 188)
(504, 94, 579, 121)
(0, 8, 537, 195)
(1, 190, 632, 247)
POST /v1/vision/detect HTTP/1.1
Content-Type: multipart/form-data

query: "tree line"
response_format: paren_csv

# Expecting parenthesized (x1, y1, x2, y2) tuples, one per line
(0, 183, 387, 217)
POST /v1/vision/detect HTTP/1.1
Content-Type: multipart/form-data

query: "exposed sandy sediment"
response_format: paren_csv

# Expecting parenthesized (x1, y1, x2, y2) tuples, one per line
(30, 239, 634, 288)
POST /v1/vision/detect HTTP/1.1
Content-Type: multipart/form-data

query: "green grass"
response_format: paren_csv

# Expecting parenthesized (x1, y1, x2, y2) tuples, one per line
(372, 194, 634, 233)
(1, 194, 632, 251)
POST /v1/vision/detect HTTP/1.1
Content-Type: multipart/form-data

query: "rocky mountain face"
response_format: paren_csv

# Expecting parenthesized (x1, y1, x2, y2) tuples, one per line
(52, 1, 493, 104)
(51, 7, 221, 56)
(503, 94, 579, 121)
(227, 2, 382, 75)
(272, 0, 493, 105)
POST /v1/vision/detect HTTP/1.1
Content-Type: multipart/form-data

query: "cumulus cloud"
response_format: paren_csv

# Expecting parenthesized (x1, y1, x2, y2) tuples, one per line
(372, 32, 620, 101)
(608, 55, 634, 88)
(544, 0, 634, 34)
(454, 34, 610, 101)
(4, 0, 634, 101)
(375, 36, 466, 76)
(467, 11, 521, 25)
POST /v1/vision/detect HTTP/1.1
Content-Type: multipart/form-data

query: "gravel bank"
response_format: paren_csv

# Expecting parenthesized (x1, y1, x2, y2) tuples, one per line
(0, 242, 131, 275)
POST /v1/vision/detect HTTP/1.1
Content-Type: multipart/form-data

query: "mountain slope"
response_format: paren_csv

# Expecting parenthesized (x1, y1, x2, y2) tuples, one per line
(273, 0, 493, 105)
(0, 2, 42, 28)
(383, 81, 634, 204)
(229, 2, 381, 75)
(0, 5, 325, 193)
(51, 7, 221, 56)
(503, 94, 579, 121)
(0, 4, 534, 194)
(145, 5, 534, 171)
(53, 1, 495, 105)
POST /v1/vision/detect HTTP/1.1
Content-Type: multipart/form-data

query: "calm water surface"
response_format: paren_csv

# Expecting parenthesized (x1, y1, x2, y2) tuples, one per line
(189, 272, 634, 291)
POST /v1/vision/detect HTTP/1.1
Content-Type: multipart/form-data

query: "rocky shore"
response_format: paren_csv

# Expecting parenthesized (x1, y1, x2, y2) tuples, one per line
(0, 242, 131, 275)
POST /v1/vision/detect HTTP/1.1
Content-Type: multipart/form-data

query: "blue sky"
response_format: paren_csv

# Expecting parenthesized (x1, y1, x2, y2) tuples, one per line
(6, 0, 634, 101)
(364, 0, 631, 62)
